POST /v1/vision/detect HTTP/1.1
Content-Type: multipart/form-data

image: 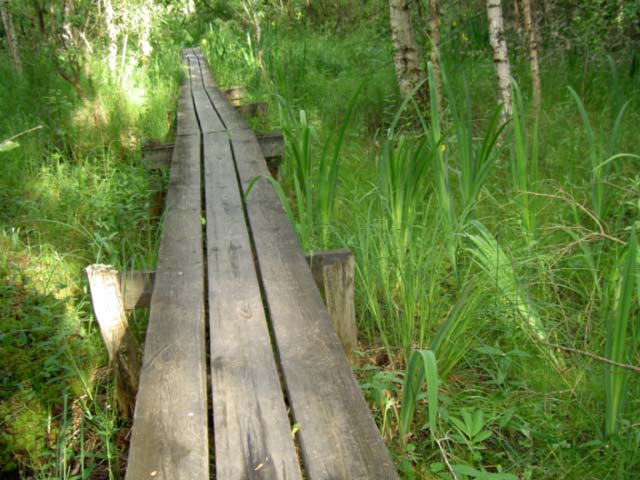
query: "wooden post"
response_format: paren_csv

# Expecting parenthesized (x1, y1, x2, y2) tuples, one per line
(223, 85, 246, 106)
(306, 249, 358, 361)
(118, 269, 156, 310)
(236, 102, 268, 120)
(86, 264, 141, 417)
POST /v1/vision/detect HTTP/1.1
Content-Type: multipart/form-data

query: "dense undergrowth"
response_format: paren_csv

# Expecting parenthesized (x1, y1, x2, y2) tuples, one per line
(0, 21, 184, 479)
(2, 2, 639, 479)
(201, 9, 640, 480)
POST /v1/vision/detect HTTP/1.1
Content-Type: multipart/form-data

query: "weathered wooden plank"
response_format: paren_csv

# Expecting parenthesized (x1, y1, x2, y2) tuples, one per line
(230, 128, 398, 479)
(192, 49, 251, 132)
(126, 132, 209, 480)
(176, 51, 200, 137)
(204, 131, 302, 480)
(186, 55, 226, 133)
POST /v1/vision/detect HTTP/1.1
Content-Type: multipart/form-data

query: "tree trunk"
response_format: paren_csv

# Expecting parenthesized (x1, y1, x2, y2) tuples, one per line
(522, 0, 541, 113)
(1, 0, 22, 75)
(486, 0, 513, 122)
(429, 0, 442, 112)
(389, 0, 426, 101)
(103, 0, 118, 75)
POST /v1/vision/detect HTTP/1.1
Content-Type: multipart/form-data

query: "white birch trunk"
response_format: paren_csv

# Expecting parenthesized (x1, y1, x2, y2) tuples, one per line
(0, 0, 22, 75)
(103, 0, 118, 75)
(389, 0, 425, 101)
(522, 0, 541, 113)
(487, 0, 513, 122)
(429, 0, 442, 111)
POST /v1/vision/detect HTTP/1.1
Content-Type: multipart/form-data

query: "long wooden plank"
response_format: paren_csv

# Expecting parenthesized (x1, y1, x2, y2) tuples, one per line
(203, 132, 302, 480)
(186, 54, 226, 134)
(126, 130, 209, 480)
(192, 49, 251, 132)
(230, 128, 399, 479)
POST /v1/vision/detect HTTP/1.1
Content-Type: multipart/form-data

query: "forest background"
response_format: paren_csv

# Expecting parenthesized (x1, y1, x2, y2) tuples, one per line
(1, 0, 639, 479)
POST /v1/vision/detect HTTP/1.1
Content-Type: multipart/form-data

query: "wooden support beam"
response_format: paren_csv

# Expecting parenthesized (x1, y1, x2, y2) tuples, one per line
(257, 133, 285, 178)
(256, 133, 285, 159)
(85, 264, 141, 417)
(235, 101, 268, 119)
(141, 142, 173, 170)
(306, 249, 358, 361)
(143, 136, 284, 174)
(223, 85, 246, 106)
(118, 249, 358, 359)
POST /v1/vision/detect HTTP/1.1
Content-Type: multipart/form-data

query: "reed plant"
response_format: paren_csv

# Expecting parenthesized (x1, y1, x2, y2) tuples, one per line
(465, 221, 550, 346)
(510, 81, 539, 240)
(442, 69, 505, 226)
(603, 234, 637, 437)
(375, 134, 434, 256)
(568, 87, 629, 222)
(277, 87, 361, 249)
(399, 350, 439, 448)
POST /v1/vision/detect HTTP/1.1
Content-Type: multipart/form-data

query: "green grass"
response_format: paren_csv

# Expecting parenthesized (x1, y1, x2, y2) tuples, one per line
(204, 17, 640, 479)
(0, 30, 179, 477)
(3, 5, 640, 479)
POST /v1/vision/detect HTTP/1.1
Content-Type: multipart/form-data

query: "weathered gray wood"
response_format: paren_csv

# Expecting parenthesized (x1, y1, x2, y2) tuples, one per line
(306, 249, 357, 361)
(192, 49, 251, 132)
(223, 85, 247, 106)
(186, 55, 226, 134)
(176, 79, 199, 137)
(236, 102, 268, 120)
(85, 264, 141, 417)
(126, 129, 209, 480)
(119, 270, 156, 310)
(256, 133, 284, 159)
(142, 143, 173, 170)
(203, 131, 302, 480)
(229, 128, 398, 479)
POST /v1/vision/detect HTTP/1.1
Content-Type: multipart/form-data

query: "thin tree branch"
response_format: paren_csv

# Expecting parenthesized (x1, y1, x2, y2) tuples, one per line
(543, 342, 640, 374)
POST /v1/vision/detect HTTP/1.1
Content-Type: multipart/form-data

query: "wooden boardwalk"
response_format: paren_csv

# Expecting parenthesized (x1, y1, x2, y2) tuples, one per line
(125, 49, 398, 480)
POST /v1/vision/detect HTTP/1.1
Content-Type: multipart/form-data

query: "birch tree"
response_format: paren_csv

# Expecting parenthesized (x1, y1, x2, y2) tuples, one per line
(0, 0, 22, 75)
(103, 0, 119, 75)
(389, 0, 425, 101)
(486, 0, 512, 122)
(522, 0, 541, 113)
(428, 0, 442, 111)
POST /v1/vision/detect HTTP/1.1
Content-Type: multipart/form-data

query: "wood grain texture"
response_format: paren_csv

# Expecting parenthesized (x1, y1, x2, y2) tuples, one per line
(126, 132, 209, 480)
(119, 270, 156, 310)
(186, 54, 225, 134)
(306, 249, 358, 361)
(86, 264, 141, 417)
(203, 131, 302, 480)
(192, 49, 251, 132)
(229, 129, 399, 480)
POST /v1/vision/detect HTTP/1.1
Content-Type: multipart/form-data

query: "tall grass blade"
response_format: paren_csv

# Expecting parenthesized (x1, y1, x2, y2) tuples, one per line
(604, 234, 637, 436)
(465, 221, 549, 344)
(431, 281, 481, 378)
(400, 349, 439, 447)
(511, 81, 538, 239)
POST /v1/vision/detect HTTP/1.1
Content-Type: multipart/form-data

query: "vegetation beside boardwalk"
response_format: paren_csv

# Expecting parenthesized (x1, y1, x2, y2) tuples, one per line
(1, 1, 640, 478)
